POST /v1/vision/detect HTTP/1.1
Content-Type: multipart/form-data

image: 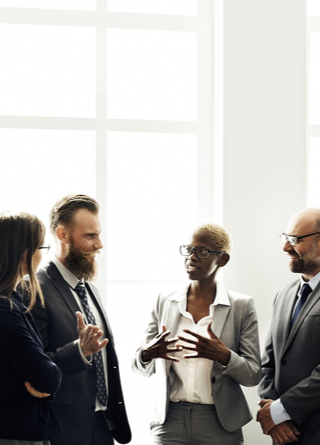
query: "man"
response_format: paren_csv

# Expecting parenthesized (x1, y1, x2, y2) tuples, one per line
(31, 194, 131, 445)
(257, 207, 320, 444)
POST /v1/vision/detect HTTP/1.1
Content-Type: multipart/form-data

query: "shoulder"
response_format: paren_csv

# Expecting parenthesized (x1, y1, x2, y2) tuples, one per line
(0, 293, 25, 321)
(37, 262, 60, 285)
(226, 289, 255, 307)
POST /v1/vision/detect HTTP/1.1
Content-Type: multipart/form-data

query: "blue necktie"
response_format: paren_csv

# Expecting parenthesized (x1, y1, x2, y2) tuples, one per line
(75, 282, 108, 406)
(290, 283, 312, 329)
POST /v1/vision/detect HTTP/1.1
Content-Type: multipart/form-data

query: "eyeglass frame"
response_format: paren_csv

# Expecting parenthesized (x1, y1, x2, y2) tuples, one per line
(179, 245, 226, 259)
(280, 232, 320, 246)
(38, 245, 51, 254)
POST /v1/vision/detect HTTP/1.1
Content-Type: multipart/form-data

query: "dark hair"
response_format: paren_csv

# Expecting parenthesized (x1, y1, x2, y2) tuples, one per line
(0, 212, 45, 311)
(50, 194, 99, 234)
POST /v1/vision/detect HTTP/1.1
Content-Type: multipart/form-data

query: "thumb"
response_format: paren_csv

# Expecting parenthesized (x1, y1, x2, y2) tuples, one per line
(207, 323, 215, 338)
(162, 325, 167, 332)
(76, 311, 86, 331)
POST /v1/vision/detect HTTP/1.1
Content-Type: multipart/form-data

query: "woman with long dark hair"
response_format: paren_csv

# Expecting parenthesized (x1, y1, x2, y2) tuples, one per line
(0, 212, 62, 445)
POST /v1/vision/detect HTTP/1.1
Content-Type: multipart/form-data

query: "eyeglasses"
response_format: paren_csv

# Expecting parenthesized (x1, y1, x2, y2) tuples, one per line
(280, 232, 320, 246)
(38, 245, 50, 254)
(179, 245, 226, 259)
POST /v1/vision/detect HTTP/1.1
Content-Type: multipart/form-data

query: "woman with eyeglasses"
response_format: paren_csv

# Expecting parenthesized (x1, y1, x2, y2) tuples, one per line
(0, 212, 62, 445)
(133, 223, 261, 445)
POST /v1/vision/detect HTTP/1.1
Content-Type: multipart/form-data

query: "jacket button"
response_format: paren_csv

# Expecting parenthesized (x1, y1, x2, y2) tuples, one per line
(118, 401, 123, 404)
(281, 359, 287, 366)
(211, 377, 216, 384)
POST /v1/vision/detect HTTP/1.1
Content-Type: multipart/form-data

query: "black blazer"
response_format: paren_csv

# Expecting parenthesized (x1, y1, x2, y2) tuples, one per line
(31, 262, 131, 445)
(0, 291, 61, 441)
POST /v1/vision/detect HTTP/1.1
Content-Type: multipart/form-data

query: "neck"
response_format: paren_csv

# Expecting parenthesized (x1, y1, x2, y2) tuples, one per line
(190, 279, 217, 301)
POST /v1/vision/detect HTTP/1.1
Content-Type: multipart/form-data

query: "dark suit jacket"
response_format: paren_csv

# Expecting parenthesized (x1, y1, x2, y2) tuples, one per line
(0, 291, 61, 441)
(258, 278, 320, 443)
(31, 261, 131, 445)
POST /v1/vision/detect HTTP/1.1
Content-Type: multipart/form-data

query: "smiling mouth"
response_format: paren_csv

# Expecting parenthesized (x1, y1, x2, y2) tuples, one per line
(186, 263, 200, 272)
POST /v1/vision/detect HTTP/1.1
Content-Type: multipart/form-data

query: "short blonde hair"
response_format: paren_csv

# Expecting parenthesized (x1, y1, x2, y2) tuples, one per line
(194, 223, 232, 255)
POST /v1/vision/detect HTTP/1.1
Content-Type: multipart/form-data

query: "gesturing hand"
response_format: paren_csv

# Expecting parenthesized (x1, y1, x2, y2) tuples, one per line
(176, 323, 231, 365)
(24, 381, 50, 398)
(270, 421, 300, 444)
(142, 326, 182, 362)
(76, 311, 109, 357)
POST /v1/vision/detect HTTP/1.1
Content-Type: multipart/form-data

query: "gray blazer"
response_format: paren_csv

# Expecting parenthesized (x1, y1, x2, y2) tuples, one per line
(133, 283, 261, 432)
(258, 278, 320, 442)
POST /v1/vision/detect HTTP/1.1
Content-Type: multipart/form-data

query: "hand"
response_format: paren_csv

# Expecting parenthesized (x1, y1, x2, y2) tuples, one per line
(24, 381, 50, 398)
(176, 323, 231, 365)
(142, 326, 182, 362)
(270, 421, 300, 444)
(256, 399, 276, 434)
(76, 311, 109, 357)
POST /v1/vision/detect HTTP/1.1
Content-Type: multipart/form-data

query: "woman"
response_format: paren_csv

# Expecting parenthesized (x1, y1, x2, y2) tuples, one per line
(0, 211, 62, 445)
(133, 223, 261, 445)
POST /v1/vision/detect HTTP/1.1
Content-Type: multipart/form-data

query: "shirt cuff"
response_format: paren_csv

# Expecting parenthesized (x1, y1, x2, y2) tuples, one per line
(75, 339, 92, 363)
(270, 399, 291, 425)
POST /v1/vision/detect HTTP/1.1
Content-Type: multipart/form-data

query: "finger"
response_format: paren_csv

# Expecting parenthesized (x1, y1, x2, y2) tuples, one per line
(167, 346, 183, 353)
(207, 323, 216, 338)
(162, 325, 167, 332)
(76, 311, 86, 331)
(184, 352, 199, 359)
(177, 335, 198, 345)
(177, 345, 196, 351)
(259, 399, 267, 407)
(165, 355, 180, 362)
(182, 329, 203, 340)
(166, 336, 179, 344)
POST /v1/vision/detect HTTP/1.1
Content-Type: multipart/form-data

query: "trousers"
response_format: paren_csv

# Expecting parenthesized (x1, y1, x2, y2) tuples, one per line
(0, 441, 50, 445)
(151, 401, 243, 445)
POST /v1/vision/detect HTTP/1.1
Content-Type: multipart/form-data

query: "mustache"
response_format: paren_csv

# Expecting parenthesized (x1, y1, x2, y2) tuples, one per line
(81, 250, 101, 258)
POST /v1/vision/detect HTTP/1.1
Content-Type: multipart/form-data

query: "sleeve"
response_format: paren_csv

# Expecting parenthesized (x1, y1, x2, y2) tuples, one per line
(271, 399, 291, 424)
(258, 295, 279, 400)
(132, 294, 161, 377)
(31, 296, 92, 377)
(0, 297, 61, 394)
(222, 297, 262, 387)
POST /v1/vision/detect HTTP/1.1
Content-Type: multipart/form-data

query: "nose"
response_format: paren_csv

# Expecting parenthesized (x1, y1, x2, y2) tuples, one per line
(283, 240, 293, 252)
(94, 236, 103, 250)
(188, 248, 198, 260)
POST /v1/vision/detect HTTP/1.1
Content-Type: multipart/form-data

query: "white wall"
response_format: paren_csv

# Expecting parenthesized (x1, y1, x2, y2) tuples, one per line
(223, 1, 306, 443)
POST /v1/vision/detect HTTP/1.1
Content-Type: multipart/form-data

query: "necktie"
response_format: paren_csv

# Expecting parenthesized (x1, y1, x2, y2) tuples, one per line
(290, 283, 312, 329)
(75, 282, 108, 406)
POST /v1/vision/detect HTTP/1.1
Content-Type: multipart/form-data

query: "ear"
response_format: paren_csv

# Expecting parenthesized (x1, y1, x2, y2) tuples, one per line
(56, 226, 70, 245)
(218, 253, 230, 268)
(22, 249, 28, 263)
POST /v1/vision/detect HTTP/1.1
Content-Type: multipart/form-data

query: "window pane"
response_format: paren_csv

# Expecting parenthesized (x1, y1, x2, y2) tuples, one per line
(107, 0, 197, 15)
(106, 132, 198, 281)
(0, 25, 95, 118)
(107, 29, 197, 121)
(308, 138, 320, 206)
(309, 33, 320, 125)
(307, 0, 320, 16)
(0, 129, 96, 245)
(0, 0, 95, 10)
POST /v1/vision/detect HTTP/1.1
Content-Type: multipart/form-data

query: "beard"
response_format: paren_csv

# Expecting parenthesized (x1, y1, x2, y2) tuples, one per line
(289, 243, 320, 276)
(64, 241, 99, 281)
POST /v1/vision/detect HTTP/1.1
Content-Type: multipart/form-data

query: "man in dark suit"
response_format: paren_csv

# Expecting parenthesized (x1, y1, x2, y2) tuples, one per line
(257, 207, 320, 445)
(31, 194, 131, 445)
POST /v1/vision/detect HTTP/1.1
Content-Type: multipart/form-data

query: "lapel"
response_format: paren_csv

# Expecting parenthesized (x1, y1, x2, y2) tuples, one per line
(211, 283, 231, 338)
(277, 281, 300, 355)
(45, 262, 80, 323)
(284, 279, 320, 354)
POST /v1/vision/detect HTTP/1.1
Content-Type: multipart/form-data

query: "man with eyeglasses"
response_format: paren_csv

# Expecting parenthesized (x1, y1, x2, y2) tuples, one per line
(257, 208, 320, 445)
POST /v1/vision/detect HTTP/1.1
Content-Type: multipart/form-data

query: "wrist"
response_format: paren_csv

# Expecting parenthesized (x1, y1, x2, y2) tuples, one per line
(142, 348, 153, 362)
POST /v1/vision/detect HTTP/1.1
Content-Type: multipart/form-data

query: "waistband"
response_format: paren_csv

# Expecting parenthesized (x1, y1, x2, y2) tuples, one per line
(169, 401, 215, 411)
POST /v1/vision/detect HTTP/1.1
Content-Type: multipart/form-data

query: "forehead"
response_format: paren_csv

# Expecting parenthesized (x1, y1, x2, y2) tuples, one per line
(286, 213, 316, 236)
(70, 209, 101, 234)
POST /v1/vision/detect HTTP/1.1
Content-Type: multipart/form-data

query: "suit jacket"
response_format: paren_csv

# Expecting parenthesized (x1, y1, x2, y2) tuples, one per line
(258, 278, 320, 442)
(0, 291, 61, 441)
(133, 283, 261, 432)
(31, 261, 131, 445)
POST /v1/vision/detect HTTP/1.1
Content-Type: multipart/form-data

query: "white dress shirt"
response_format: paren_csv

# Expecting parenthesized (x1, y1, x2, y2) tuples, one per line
(169, 282, 231, 404)
(52, 256, 108, 411)
(270, 271, 320, 424)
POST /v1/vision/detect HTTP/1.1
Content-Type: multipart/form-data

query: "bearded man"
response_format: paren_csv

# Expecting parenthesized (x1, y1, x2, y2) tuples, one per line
(257, 207, 320, 445)
(31, 194, 131, 445)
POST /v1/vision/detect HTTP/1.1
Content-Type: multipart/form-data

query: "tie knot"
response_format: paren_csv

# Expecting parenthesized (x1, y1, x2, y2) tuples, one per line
(301, 283, 312, 299)
(74, 282, 87, 301)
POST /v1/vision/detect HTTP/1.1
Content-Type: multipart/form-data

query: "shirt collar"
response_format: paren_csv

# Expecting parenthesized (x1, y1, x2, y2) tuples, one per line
(52, 256, 80, 289)
(169, 281, 231, 306)
(299, 270, 320, 294)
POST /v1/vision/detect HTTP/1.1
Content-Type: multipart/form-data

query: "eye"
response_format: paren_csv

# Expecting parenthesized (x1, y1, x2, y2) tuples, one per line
(198, 248, 209, 255)
(86, 234, 95, 239)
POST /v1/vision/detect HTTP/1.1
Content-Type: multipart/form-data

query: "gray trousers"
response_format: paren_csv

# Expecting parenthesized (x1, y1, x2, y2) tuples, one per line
(151, 401, 244, 445)
(0, 440, 50, 445)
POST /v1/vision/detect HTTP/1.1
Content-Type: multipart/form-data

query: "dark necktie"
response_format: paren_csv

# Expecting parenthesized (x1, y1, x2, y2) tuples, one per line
(290, 283, 312, 329)
(74, 282, 108, 406)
